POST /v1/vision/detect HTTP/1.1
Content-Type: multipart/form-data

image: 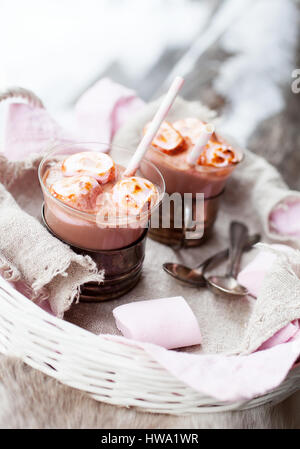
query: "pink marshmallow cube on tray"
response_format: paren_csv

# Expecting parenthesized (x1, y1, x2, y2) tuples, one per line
(113, 296, 202, 350)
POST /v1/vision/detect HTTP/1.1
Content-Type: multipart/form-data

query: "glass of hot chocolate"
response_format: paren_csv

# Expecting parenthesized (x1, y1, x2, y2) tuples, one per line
(143, 118, 243, 247)
(38, 142, 165, 300)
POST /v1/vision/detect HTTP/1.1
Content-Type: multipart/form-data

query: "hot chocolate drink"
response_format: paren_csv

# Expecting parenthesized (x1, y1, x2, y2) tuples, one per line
(143, 118, 243, 246)
(39, 144, 163, 251)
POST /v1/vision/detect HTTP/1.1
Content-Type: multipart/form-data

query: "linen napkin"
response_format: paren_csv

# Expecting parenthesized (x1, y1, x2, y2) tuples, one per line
(237, 243, 295, 298)
(240, 244, 300, 354)
(237, 244, 300, 350)
(0, 154, 104, 317)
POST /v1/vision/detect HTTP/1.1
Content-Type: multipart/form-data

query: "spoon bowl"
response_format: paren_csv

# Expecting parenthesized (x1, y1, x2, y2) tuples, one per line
(163, 263, 206, 286)
(207, 275, 248, 297)
(162, 233, 260, 288)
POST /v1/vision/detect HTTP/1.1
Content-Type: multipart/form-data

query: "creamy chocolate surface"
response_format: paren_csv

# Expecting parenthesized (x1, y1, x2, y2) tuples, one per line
(145, 118, 239, 169)
(43, 153, 159, 217)
(41, 151, 160, 250)
(144, 118, 242, 197)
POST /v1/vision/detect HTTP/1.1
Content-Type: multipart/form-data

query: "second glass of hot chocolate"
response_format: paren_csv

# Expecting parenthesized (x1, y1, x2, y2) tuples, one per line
(143, 118, 243, 246)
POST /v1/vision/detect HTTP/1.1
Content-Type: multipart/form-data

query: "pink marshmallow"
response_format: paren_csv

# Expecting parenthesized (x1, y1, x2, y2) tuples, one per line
(113, 296, 202, 349)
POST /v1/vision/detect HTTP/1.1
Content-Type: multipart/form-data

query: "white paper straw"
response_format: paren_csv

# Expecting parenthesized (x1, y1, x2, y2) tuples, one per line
(123, 76, 184, 177)
(187, 123, 215, 166)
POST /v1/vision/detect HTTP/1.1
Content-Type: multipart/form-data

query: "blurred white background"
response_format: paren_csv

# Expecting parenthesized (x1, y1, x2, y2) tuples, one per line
(0, 0, 209, 110)
(0, 0, 298, 148)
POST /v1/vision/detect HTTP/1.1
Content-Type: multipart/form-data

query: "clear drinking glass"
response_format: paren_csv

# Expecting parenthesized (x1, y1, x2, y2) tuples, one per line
(145, 135, 244, 247)
(39, 142, 165, 251)
(38, 142, 165, 301)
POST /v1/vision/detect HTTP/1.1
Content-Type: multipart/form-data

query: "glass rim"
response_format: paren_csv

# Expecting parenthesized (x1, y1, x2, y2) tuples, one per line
(38, 141, 166, 224)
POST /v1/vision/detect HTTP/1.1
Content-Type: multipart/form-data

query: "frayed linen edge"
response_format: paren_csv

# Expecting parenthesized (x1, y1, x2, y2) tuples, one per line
(55, 269, 105, 319)
(31, 254, 104, 317)
(0, 255, 21, 282)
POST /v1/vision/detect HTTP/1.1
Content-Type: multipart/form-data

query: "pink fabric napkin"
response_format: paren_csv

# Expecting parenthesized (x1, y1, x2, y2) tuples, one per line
(270, 198, 300, 238)
(103, 333, 300, 402)
(258, 321, 300, 351)
(4, 104, 73, 161)
(113, 296, 202, 349)
(75, 78, 145, 143)
(3, 78, 145, 160)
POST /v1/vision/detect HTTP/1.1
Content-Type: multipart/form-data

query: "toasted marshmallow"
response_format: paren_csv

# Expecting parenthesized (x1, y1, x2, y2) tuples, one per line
(173, 118, 238, 167)
(144, 121, 186, 155)
(50, 175, 102, 212)
(112, 177, 159, 215)
(44, 163, 63, 189)
(199, 139, 238, 168)
(62, 151, 115, 184)
(173, 118, 208, 146)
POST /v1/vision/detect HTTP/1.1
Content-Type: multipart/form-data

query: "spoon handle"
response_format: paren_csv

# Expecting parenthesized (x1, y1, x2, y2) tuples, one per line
(197, 233, 260, 272)
(226, 221, 249, 278)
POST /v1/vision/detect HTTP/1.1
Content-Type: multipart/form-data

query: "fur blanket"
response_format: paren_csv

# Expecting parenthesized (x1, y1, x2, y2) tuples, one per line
(0, 356, 299, 429)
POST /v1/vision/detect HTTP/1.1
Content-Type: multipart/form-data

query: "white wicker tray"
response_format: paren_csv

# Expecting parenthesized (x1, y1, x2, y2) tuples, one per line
(1, 277, 300, 415)
(0, 87, 300, 415)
